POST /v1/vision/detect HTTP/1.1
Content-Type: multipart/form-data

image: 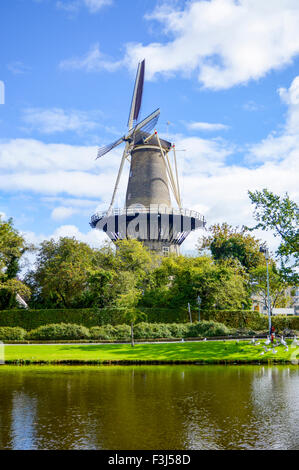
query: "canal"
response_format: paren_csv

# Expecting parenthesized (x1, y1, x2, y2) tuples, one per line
(0, 365, 298, 450)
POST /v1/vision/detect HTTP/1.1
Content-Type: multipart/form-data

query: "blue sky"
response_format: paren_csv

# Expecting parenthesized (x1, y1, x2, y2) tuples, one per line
(0, 0, 298, 254)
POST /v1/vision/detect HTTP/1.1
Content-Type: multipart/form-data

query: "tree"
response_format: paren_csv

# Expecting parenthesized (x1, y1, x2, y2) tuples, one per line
(113, 273, 143, 347)
(26, 238, 158, 310)
(142, 255, 250, 311)
(198, 223, 264, 271)
(27, 237, 95, 308)
(0, 216, 31, 309)
(248, 189, 299, 282)
(249, 264, 292, 311)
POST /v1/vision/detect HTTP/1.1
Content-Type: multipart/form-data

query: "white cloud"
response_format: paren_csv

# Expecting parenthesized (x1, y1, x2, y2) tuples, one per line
(7, 61, 31, 75)
(56, 0, 112, 14)
(186, 121, 229, 132)
(0, 138, 128, 205)
(123, 0, 299, 90)
(23, 224, 107, 249)
(249, 75, 299, 162)
(22, 108, 102, 134)
(51, 206, 78, 220)
(60, 43, 121, 72)
(83, 0, 112, 13)
(243, 100, 261, 112)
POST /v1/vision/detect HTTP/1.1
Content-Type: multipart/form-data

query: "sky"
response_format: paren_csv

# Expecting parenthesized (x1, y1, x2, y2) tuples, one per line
(0, 0, 299, 258)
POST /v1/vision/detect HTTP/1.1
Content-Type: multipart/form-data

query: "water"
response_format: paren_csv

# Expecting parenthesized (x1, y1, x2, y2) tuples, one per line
(0, 365, 298, 450)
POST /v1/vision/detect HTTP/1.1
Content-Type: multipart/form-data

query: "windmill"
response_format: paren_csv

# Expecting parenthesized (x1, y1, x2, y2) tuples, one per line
(90, 60, 205, 254)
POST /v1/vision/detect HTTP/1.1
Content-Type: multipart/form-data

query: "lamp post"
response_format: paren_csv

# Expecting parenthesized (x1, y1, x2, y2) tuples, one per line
(259, 245, 271, 336)
(197, 295, 202, 322)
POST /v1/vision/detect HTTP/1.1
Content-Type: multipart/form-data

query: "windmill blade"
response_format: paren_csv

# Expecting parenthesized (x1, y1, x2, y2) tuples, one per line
(127, 59, 145, 130)
(129, 108, 160, 136)
(129, 108, 160, 143)
(96, 135, 125, 159)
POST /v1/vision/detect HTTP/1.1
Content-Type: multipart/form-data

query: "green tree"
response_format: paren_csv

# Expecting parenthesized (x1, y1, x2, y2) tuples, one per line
(142, 255, 250, 311)
(249, 264, 292, 311)
(248, 189, 299, 282)
(198, 223, 264, 271)
(27, 237, 95, 308)
(0, 216, 31, 309)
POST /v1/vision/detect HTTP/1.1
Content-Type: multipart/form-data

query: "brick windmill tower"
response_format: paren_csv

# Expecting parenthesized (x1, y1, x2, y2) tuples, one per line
(90, 60, 205, 254)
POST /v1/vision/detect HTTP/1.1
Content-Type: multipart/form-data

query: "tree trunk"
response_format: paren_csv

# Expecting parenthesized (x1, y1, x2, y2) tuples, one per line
(131, 322, 134, 348)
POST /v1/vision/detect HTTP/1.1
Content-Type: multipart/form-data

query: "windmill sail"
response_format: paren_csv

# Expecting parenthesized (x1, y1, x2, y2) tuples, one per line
(128, 108, 160, 137)
(96, 60, 160, 160)
(96, 135, 125, 159)
(97, 108, 160, 159)
(127, 59, 145, 130)
(132, 109, 160, 143)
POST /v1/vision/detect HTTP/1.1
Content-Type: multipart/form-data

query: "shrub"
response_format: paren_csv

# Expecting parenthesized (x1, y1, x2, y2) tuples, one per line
(89, 325, 115, 340)
(113, 324, 131, 340)
(134, 322, 172, 339)
(28, 323, 90, 340)
(167, 323, 189, 338)
(89, 324, 131, 340)
(0, 326, 27, 341)
(186, 320, 232, 338)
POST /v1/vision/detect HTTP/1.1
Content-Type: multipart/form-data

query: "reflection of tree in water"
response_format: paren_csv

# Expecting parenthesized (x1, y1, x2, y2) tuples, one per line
(0, 366, 298, 450)
(250, 366, 299, 450)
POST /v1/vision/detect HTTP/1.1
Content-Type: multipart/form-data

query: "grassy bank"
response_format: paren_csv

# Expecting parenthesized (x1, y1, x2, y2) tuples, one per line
(1, 339, 298, 365)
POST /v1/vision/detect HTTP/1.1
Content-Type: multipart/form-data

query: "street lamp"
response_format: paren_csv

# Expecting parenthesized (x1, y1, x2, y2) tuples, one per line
(259, 244, 271, 336)
(197, 295, 202, 322)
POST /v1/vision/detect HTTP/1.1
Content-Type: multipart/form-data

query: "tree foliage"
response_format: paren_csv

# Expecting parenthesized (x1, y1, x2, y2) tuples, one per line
(0, 216, 31, 308)
(248, 189, 299, 281)
(142, 255, 250, 311)
(249, 264, 292, 311)
(198, 223, 264, 271)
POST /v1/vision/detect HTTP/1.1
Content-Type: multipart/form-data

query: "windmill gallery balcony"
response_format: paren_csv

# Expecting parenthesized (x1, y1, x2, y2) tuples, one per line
(90, 206, 206, 252)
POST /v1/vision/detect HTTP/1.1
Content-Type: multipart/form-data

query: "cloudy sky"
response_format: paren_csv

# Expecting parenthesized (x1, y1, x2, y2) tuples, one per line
(0, 0, 298, 254)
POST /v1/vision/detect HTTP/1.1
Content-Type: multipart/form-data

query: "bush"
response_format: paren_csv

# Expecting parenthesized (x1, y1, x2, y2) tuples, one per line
(28, 323, 90, 340)
(89, 325, 116, 340)
(134, 322, 172, 339)
(167, 323, 189, 338)
(186, 320, 232, 338)
(0, 326, 27, 341)
(89, 324, 131, 340)
(113, 324, 131, 340)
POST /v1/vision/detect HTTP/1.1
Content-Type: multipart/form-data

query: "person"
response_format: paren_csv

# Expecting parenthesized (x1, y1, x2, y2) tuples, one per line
(270, 325, 275, 344)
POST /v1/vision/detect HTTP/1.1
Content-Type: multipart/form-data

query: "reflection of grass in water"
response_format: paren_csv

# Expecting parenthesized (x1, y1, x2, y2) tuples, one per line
(1, 340, 295, 364)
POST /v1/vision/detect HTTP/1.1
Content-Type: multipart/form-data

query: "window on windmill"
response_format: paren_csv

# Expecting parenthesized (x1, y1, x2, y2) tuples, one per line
(162, 246, 170, 256)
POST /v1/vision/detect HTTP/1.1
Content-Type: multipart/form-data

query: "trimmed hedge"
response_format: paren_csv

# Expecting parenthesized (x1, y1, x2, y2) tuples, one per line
(187, 321, 231, 338)
(0, 318, 298, 342)
(90, 324, 131, 340)
(0, 321, 234, 342)
(200, 310, 299, 331)
(0, 307, 189, 330)
(28, 323, 90, 341)
(0, 327, 27, 341)
(0, 307, 298, 332)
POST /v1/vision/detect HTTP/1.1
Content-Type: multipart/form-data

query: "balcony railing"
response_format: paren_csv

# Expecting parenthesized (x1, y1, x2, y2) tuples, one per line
(90, 206, 205, 225)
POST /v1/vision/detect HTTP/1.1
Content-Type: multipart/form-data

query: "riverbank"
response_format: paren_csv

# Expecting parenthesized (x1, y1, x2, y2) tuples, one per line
(1, 339, 298, 365)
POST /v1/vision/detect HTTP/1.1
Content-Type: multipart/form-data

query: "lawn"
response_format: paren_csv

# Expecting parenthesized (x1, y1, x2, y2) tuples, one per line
(1, 339, 298, 364)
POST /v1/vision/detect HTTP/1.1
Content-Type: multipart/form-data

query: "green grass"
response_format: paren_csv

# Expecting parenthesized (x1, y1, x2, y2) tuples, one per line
(1, 339, 298, 365)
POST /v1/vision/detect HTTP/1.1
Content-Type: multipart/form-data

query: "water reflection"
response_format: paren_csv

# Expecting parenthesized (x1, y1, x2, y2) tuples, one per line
(0, 365, 298, 450)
